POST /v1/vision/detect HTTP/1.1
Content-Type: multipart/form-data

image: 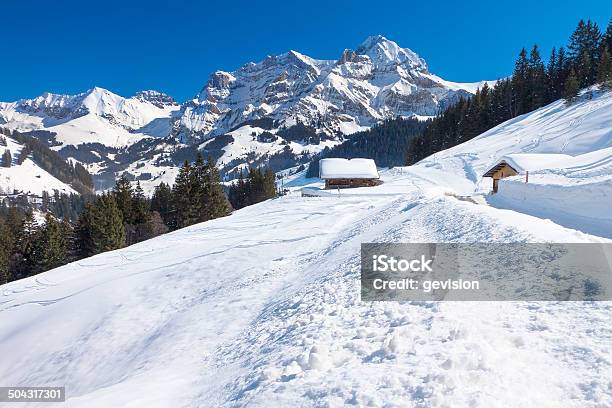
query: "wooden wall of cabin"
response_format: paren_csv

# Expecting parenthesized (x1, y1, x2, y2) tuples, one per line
(324, 178, 379, 189)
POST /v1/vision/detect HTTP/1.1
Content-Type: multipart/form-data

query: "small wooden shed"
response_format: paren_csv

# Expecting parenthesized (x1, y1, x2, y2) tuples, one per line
(319, 158, 380, 189)
(483, 153, 572, 193)
(483, 161, 518, 193)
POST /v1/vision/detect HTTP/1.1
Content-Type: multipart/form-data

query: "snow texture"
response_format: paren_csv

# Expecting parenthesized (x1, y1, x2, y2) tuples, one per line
(319, 158, 379, 179)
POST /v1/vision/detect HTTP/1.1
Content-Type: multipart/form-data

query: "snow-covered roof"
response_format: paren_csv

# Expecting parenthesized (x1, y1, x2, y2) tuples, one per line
(319, 158, 379, 179)
(484, 153, 572, 177)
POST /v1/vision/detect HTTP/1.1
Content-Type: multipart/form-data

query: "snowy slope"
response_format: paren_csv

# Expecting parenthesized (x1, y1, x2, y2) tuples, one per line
(0, 170, 610, 407)
(416, 88, 612, 192)
(1, 86, 612, 407)
(0, 134, 76, 195)
(411, 88, 612, 236)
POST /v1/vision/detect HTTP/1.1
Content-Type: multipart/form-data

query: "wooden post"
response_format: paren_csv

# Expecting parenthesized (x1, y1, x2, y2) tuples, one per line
(525, 171, 529, 183)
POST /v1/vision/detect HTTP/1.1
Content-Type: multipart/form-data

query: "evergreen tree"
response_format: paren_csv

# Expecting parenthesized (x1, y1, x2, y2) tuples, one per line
(604, 18, 612, 54)
(151, 182, 173, 227)
(567, 19, 602, 87)
(528, 45, 546, 108)
(130, 181, 153, 243)
(263, 168, 277, 199)
(0, 219, 12, 284)
(556, 46, 569, 89)
(30, 214, 68, 273)
(17, 146, 30, 165)
(201, 158, 232, 221)
(172, 161, 198, 229)
(1, 149, 11, 167)
(192, 153, 207, 219)
(91, 193, 126, 253)
(41, 191, 51, 213)
(113, 175, 133, 224)
(512, 48, 530, 115)
(60, 218, 77, 264)
(131, 181, 149, 225)
(546, 47, 559, 100)
(597, 46, 612, 89)
(228, 167, 276, 210)
(564, 69, 580, 104)
(75, 202, 96, 258)
(13, 211, 37, 279)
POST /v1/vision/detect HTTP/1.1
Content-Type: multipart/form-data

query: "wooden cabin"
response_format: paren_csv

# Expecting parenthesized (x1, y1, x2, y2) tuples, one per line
(319, 158, 380, 189)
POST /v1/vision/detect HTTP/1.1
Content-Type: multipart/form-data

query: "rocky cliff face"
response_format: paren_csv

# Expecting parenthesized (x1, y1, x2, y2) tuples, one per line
(172, 36, 486, 144)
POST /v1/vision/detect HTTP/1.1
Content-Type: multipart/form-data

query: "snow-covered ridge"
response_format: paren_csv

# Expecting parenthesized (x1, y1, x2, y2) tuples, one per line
(175, 35, 494, 141)
(0, 87, 180, 148)
(0, 133, 76, 196)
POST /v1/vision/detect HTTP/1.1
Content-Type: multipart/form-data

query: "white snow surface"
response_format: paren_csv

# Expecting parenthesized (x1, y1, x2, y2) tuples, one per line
(0, 91, 611, 407)
(488, 153, 573, 173)
(319, 158, 379, 179)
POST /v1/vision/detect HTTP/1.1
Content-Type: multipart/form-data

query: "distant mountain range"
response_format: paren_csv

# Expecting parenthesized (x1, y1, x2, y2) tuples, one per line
(0, 36, 493, 193)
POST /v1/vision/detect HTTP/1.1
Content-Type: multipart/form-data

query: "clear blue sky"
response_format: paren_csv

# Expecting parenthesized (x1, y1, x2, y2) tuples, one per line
(1, 0, 609, 102)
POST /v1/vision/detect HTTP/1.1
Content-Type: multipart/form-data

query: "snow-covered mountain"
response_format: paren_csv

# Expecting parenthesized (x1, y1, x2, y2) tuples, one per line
(0, 87, 181, 191)
(0, 90, 610, 407)
(0, 133, 77, 196)
(175, 36, 489, 141)
(0, 36, 493, 192)
(0, 87, 179, 148)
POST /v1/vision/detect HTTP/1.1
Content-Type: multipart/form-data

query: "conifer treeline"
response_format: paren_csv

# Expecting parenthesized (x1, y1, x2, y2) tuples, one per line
(227, 167, 277, 210)
(150, 153, 232, 230)
(0, 209, 74, 282)
(305, 118, 426, 178)
(1, 153, 278, 284)
(406, 19, 612, 165)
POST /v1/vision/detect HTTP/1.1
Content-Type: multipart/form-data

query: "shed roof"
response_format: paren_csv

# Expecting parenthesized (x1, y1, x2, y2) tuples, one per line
(483, 153, 572, 177)
(319, 158, 379, 179)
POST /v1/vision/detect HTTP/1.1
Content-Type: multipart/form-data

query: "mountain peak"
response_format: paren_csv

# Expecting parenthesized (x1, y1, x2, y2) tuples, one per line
(356, 35, 427, 71)
(134, 90, 178, 107)
(357, 35, 392, 49)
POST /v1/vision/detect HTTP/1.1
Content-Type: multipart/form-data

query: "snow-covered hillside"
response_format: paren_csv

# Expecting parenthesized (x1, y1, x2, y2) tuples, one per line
(0, 90, 610, 407)
(0, 88, 181, 192)
(412, 87, 612, 236)
(0, 134, 76, 196)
